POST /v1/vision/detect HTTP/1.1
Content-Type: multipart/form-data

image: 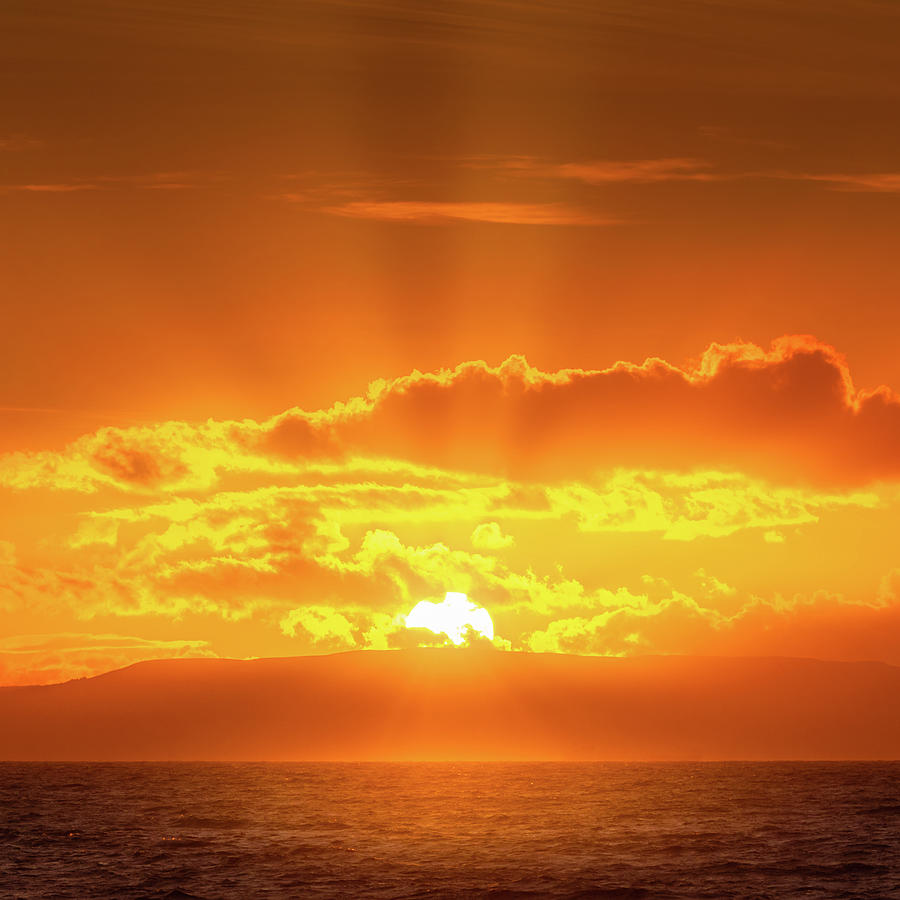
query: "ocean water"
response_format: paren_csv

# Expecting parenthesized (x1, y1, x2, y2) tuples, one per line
(2, 763, 899, 899)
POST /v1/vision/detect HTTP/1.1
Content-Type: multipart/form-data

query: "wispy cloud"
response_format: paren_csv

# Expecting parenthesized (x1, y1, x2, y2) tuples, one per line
(93, 171, 213, 190)
(468, 155, 900, 196)
(0, 134, 44, 152)
(796, 173, 900, 193)
(323, 200, 618, 225)
(0, 183, 99, 193)
(475, 156, 721, 184)
(0, 171, 219, 195)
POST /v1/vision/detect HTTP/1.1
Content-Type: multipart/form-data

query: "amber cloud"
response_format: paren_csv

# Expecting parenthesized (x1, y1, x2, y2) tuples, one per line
(3, 336, 900, 684)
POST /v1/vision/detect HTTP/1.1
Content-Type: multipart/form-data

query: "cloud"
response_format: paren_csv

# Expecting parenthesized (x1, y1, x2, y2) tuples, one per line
(0, 134, 43, 152)
(546, 471, 877, 541)
(297, 158, 713, 227)
(522, 581, 900, 662)
(466, 155, 900, 197)
(0, 172, 214, 195)
(3, 480, 900, 674)
(4, 336, 900, 680)
(262, 335, 900, 486)
(878, 569, 900, 604)
(0, 184, 99, 193)
(480, 156, 720, 184)
(0, 540, 15, 566)
(0, 418, 302, 493)
(279, 606, 358, 648)
(796, 173, 900, 193)
(322, 200, 617, 226)
(471, 522, 515, 549)
(91, 172, 218, 190)
(4, 336, 900, 496)
(0, 633, 215, 686)
(5, 460, 869, 641)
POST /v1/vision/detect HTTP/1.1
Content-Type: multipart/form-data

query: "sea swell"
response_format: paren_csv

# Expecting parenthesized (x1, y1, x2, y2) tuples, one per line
(2, 762, 900, 899)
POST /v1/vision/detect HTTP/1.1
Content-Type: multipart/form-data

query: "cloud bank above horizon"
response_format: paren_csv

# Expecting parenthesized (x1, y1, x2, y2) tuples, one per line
(3, 335, 900, 685)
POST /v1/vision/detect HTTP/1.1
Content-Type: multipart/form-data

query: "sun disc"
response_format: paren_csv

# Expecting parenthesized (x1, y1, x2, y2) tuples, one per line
(405, 591, 494, 645)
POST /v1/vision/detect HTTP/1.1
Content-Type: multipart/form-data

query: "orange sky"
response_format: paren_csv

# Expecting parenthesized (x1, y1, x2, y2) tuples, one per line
(3, 1, 900, 685)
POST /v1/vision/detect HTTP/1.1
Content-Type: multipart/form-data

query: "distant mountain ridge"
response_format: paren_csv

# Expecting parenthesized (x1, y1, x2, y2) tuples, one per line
(2, 650, 899, 760)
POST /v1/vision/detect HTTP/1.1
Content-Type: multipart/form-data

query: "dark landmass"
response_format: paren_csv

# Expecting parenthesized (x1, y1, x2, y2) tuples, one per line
(2, 650, 899, 760)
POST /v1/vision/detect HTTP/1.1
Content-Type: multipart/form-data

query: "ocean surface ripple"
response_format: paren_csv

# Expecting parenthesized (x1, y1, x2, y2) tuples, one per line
(2, 762, 900, 898)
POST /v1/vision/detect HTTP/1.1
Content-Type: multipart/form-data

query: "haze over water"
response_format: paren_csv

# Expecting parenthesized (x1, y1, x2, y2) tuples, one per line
(4, 762, 900, 899)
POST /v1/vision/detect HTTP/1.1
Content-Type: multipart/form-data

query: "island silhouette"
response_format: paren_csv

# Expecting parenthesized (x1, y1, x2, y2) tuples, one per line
(3, 650, 899, 761)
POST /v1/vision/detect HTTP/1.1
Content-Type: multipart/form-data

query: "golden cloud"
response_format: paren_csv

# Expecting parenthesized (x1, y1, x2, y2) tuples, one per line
(323, 200, 618, 226)
(471, 522, 515, 550)
(261, 336, 900, 486)
(4, 337, 900, 681)
(5, 337, 899, 496)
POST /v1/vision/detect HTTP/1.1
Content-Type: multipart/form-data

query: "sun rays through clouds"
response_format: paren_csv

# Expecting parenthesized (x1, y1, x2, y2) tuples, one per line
(3, 336, 900, 683)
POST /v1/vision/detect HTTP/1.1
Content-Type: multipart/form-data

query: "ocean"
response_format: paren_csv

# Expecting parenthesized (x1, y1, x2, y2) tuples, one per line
(2, 762, 899, 898)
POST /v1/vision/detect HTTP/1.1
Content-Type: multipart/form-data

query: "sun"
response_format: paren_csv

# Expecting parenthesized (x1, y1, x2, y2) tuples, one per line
(404, 592, 494, 645)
